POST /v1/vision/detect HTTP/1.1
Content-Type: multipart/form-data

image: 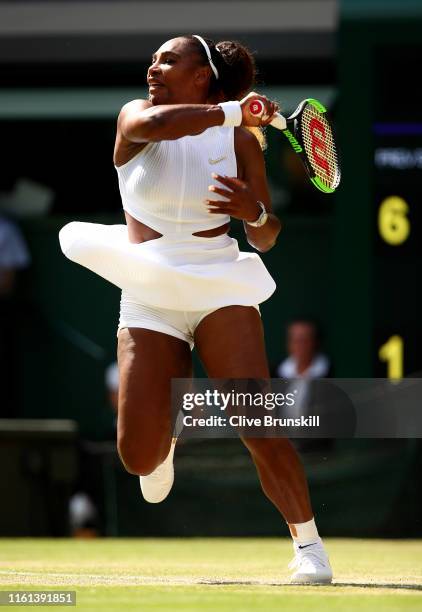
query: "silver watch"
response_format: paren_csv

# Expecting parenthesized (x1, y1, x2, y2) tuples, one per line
(246, 201, 269, 227)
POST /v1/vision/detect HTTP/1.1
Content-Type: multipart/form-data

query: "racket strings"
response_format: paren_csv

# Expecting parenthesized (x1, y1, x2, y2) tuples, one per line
(301, 104, 340, 189)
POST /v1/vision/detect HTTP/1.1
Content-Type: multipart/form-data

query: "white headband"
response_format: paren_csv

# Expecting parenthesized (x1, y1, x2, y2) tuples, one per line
(192, 34, 219, 80)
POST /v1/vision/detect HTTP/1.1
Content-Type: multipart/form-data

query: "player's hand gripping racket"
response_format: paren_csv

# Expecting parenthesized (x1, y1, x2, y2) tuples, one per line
(249, 98, 341, 193)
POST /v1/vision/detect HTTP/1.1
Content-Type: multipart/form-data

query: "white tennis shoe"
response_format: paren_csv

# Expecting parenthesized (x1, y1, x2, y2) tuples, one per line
(139, 438, 176, 504)
(288, 538, 333, 584)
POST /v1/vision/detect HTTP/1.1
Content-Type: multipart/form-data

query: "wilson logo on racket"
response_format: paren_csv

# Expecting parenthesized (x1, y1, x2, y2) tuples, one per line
(283, 130, 303, 153)
(309, 117, 330, 177)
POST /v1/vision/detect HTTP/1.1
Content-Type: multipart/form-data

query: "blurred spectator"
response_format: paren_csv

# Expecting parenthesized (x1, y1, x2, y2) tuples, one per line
(0, 215, 31, 417)
(274, 319, 331, 379)
(68, 491, 99, 538)
(273, 319, 333, 453)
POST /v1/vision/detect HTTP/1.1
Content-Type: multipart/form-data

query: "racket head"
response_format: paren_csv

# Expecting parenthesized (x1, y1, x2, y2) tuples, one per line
(289, 98, 341, 194)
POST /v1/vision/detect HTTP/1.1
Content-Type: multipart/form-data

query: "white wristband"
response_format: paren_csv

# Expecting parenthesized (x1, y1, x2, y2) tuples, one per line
(218, 101, 242, 127)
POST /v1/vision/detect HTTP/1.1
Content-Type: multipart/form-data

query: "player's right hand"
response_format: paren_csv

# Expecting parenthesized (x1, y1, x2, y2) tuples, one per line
(240, 92, 279, 127)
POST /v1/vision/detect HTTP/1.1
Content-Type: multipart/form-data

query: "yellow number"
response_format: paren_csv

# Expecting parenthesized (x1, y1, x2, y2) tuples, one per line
(378, 196, 410, 245)
(378, 335, 403, 379)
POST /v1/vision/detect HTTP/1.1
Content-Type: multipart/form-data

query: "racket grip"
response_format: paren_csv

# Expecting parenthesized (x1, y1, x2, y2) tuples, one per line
(248, 99, 287, 131)
(269, 113, 287, 131)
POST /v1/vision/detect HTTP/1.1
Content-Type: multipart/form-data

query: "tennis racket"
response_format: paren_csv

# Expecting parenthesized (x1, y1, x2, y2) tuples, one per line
(249, 98, 341, 194)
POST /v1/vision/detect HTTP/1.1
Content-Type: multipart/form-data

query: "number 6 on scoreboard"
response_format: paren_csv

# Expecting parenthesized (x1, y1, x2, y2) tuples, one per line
(249, 98, 341, 194)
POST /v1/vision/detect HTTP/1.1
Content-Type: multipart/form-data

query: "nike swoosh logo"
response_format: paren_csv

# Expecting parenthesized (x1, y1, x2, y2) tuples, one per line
(208, 156, 226, 165)
(298, 543, 317, 550)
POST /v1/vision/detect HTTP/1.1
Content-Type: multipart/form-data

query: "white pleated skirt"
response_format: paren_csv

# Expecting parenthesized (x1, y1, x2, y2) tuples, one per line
(58, 222, 276, 311)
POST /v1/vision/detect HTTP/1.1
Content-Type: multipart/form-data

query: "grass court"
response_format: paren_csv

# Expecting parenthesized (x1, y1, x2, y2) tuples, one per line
(0, 538, 421, 610)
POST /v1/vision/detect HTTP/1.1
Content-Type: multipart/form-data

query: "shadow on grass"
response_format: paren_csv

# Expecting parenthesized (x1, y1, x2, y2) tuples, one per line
(199, 580, 422, 591)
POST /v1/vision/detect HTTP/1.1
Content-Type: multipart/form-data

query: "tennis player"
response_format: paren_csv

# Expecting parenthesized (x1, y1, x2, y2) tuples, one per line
(59, 34, 332, 584)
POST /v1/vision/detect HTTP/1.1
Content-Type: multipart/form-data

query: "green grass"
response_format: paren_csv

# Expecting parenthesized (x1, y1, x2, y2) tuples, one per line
(0, 538, 421, 611)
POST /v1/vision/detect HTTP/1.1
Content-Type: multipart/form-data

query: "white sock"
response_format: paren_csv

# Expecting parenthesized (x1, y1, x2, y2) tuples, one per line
(288, 517, 319, 545)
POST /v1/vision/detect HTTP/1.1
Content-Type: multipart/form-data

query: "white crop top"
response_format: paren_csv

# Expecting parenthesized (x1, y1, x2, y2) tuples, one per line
(115, 125, 237, 236)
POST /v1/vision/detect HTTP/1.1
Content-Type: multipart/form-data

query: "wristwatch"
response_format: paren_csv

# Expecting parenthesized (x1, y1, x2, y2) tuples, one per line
(246, 201, 269, 227)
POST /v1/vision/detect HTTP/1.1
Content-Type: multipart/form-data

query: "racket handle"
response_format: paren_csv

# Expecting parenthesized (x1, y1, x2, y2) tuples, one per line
(269, 113, 287, 131)
(249, 99, 287, 131)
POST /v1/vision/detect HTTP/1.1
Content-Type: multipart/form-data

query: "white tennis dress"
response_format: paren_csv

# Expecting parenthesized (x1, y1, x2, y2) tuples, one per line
(59, 124, 276, 313)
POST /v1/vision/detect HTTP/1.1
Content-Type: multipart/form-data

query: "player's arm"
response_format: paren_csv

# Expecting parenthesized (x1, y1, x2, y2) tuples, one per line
(117, 99, 226, 143)
(240, 128, 281, 252)
(117, 92, 278, 144)
(206, 127, 282, 253)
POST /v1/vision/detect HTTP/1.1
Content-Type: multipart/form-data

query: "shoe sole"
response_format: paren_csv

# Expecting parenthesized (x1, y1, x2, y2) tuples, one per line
(140, 439, 176, 503)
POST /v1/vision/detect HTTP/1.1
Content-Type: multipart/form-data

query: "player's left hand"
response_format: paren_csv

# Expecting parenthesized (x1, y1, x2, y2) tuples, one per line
(205, 173, 262, 223)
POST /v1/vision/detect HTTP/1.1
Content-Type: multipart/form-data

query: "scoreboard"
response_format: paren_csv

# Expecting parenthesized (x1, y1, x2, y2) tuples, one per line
(335, 15, 422, 377)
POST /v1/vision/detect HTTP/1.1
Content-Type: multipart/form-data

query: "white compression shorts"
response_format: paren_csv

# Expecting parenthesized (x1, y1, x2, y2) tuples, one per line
(118, 290, 260, 350)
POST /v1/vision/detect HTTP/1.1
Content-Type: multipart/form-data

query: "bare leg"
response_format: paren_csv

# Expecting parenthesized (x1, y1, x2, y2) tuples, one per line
(194, 306, 313, 524)
(117, 327, 192, 475)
